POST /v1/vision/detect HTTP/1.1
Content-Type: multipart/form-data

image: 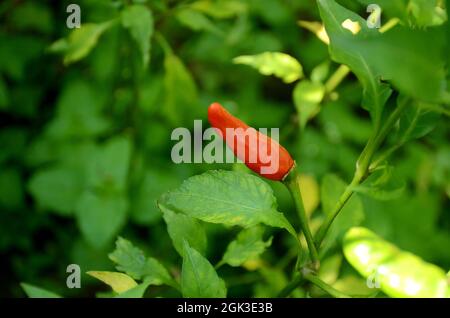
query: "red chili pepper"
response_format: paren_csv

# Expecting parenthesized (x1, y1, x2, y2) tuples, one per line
(207, 102, 295, 181)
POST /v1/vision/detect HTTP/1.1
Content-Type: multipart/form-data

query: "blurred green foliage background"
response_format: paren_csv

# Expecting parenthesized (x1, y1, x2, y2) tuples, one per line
(0, 0, 448, 297)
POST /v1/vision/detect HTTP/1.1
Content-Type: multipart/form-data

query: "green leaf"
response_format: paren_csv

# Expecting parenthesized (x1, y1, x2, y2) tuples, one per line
(319, 100, 373, 145)
(311, 61, 330, 83)
(160, 170, 296, 236)
(0, 128, 27, 165)
(293, 80, 325, 130)
(408, 0, 447, 26)
(137, 76, 163, 114)
(21, 283, 61, 298)
(396, 100, 441, 143)
(254, 266, 291, 297)
(114, 281, 151, 298)
(108, 237, 177, 288)
(160, 204, 207, 256)
(221, 226, 272, 267)
(190, 0, 247, 19)
(0, 34, 44, 81)
(50, 21, 115, 65)
(163, 53, 199, 125)
(317, 0, 390, 125)
(0, 76, 9, 109)
(320, 174, 364, 248)
(181, 241, 227, 297)
(353, 166, 405, 201)
(0, 168, 23, 210)
(355, 0, 446, 27)
(87, 271, 137, 293)
(28, 166, 83, 216)
(131, 170, 179, 225)
(121, 5, 154, 68)
(46, 81, 110, 139)
(318, 0, 448, 122)
(75, 191, 128, 249)
(343, 227, 448, 297)
(297, 20, 330, 44)
(86, 136, 132, 191)
(176, 8, 222, 35)
(233, 52, 303, 83)
(359, 0, 445, 28)
(318, 253, 342, 285)
(8, 2, 53, 33)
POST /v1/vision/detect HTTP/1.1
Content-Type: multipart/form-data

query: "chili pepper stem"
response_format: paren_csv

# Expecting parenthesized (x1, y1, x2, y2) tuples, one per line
(283, 166, 320, 270)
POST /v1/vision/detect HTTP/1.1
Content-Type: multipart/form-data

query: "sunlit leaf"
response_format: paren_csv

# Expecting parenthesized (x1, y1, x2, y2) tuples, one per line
(311, 61, 330, 83)
(233, 52, 303, 83)
(299, 174, 320, 216)
(49, 21, 115, 65)
(87, 271, 137, 293)
(293, 80, 325, 130)
(298, 21, 330, 44)
(318, 253, 342, 285)
(114, 281, 151, 298)
(344, 227, 448, 297)
(109, 237, 177, 288)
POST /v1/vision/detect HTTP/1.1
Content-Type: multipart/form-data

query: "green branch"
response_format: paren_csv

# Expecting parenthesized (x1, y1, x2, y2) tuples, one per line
(303, 274, 351, 298)
(284, 168, 320, 269)
(324, 65, 351, 95)
(314, 97, 410, 247)
(277, 274, 303, 298)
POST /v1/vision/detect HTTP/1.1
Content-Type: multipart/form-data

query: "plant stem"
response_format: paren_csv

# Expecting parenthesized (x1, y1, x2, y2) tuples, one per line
(303, 274, 351, 298)
(379, 18, 400, 33)
(277, 272, 350, 298)
(314, 97, 410, 247)
(365, 97, 410, 159)
(277, 274, 303, 298)
(369, 144, 401, 172)
(284, 168, 320, 269)
(324, 65, 351, 94)
(314, 173, 361, 247)
(154, 31, 173, 55)
(214, 260, 225, 270)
